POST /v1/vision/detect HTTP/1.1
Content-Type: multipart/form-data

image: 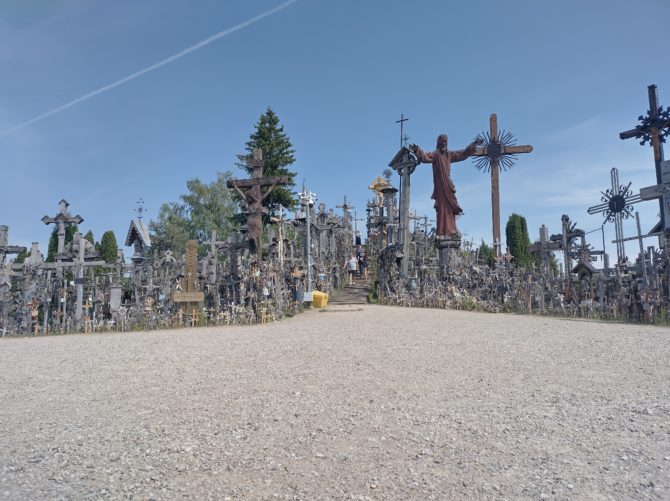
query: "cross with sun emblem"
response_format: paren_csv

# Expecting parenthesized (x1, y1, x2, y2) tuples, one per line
(587, 167, 642, 264)
(472, 114, 533, 258)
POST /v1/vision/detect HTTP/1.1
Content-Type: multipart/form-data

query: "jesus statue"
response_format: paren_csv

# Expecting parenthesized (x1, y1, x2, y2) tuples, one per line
(410, 134, 482, 238)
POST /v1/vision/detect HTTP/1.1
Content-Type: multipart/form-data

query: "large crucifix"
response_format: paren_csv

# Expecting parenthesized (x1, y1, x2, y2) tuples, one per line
(472, 114, 533, 258)
(620, 84, 670, 233)
(226, 148, 289, 256)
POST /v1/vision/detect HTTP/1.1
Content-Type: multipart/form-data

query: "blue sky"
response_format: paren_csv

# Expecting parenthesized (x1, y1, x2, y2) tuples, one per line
(1, 0, 668, 262)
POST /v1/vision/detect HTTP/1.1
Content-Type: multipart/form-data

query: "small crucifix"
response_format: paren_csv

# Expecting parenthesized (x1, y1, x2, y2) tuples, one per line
(472, 114, 533, 258)
(227, 148, 289, 256)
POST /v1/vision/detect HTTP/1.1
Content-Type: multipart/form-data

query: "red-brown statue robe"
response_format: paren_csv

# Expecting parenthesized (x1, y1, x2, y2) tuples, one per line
(414, 143, 476, 237)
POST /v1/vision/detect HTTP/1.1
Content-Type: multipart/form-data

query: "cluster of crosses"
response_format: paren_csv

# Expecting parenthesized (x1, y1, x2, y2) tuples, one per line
(373, 85, 670, 322)
(0, 148, 358, 335)
(3, 84, 669, 332)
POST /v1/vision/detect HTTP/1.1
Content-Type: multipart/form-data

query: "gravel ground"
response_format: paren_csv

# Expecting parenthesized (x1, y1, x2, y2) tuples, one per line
(1, 305, 668, 500)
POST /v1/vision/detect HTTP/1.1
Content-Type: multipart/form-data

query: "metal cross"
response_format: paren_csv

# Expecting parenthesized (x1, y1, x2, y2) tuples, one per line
(395, 114, 409, 149)
(620, 84, 670, 231)
(135, 198, 146, 220)
(587, 167, 642, 264)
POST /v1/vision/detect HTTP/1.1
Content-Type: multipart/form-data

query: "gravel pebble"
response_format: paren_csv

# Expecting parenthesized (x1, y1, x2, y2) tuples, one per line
(0, 305, 668, 499)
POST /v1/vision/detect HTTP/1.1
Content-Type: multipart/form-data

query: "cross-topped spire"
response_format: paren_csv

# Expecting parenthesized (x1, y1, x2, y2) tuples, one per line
(135, 197, 146, 220)
(396, 114, 409, 149)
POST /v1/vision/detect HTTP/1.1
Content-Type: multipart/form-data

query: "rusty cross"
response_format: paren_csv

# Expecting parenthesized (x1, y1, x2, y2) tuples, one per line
(472, 114, 533, 258)
(227, 148, 289, 256)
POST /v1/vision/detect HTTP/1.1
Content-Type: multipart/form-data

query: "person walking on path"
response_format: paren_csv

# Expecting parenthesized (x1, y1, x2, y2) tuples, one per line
(345, 254, 358, 286)
(360, 250, 369, 279)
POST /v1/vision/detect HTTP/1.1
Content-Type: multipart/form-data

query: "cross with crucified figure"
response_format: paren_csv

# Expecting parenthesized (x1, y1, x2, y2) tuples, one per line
(227, 148, 289, 256)
(472, 114, 533, 258)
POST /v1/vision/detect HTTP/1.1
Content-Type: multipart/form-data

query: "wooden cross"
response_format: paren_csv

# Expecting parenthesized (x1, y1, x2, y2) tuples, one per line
(269, 205, 287, 269)
(26, 297, 40, 335)
(639, 160, 670, 234)
(620, 84, 670, 232)
(226, 148, 289, 256)
(472, 114, 533, 258)
(27, 297, 40, 314)
(203, 230, 227, 258)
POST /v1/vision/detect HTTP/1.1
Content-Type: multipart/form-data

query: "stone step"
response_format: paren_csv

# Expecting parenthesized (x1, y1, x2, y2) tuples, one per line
(328, 279, 372, 305)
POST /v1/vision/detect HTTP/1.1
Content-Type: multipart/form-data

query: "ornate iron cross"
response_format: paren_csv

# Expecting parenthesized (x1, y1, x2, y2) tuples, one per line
(620, 84, 670, 231)
(587, 167, 642, 264)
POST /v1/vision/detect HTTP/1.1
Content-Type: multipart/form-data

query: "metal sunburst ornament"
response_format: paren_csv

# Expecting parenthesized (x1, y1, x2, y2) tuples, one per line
(470, 114, 534, 258)
(472, 129, 519, 172)
(630, 105, 670, 146)
(587, 167, 642, 264)
(599, 182, 636, 222)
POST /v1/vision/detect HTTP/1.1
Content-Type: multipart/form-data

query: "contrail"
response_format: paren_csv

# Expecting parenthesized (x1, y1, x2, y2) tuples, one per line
(1, 0, 298, 137)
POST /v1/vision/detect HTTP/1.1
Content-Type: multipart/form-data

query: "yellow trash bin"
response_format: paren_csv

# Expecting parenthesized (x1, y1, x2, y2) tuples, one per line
(312, 290, 329, 308)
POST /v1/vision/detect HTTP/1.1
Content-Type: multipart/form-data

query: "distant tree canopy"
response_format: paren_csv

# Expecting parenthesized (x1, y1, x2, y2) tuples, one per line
(236, 107, 297, 214)
(13, 249, 29, 264)
(149, 172, 237, 256)
(477, 240, 495, 267)
(505, 213, 533, 268)
(99, 231, 118, 263)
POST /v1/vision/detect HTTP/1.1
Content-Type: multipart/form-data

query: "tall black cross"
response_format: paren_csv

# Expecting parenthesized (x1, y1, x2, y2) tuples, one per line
(620, 84, 670, 230)
(395, 114, 409, 149)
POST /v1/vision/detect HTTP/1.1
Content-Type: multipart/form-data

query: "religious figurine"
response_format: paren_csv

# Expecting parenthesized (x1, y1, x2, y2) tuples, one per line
(410, 134, 482, 238)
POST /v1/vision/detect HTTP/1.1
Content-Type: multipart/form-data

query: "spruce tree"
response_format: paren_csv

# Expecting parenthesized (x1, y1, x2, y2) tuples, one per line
(99, 231, 118, 263)
(236, 107, 297, 214)
(13, 249, 30, 264)
(47, 228, 58, 262)
(505, 214, 533, 268)
(477, 240, 495, 267)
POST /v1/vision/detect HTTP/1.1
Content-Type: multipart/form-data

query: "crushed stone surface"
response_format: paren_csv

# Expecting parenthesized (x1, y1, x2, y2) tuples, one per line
(1, 305, 668, 500)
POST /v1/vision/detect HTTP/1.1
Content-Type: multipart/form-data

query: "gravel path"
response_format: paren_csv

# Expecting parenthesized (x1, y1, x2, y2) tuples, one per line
(1, 305, 668, 500)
